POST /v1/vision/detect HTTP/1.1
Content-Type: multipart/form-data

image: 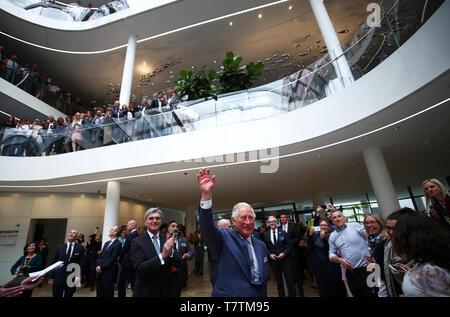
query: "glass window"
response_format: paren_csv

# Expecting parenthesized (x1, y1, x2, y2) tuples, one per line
(399, 198, 415, 210)
(395, 186, 410, 200)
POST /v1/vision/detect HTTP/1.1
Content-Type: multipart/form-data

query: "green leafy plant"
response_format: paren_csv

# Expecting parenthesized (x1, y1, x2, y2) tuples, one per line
(175, 65, 218, 101)
(175, 51, 264, 101)
(217, 51, 264, 94)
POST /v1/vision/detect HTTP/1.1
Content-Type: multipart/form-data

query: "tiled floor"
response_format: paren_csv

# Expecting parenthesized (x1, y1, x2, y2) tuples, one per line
(30, 270, 319, 297)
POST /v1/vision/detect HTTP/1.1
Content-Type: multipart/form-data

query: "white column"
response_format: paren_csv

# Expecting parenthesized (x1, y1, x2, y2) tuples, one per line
(119, 33, 137, 108)
(362, 147, 400, 218)
(102, 181, 120, 247)
(309, 0, 354, 89)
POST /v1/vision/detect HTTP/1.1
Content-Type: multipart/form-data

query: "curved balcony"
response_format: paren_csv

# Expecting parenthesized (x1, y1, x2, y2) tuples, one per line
(1, 0, 447, 158)
(0, 0, 448, 211)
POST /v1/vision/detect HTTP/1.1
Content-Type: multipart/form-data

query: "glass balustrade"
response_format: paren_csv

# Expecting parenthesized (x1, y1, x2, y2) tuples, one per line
(1, 0, 443, 157)
(6, 0, 129, 22)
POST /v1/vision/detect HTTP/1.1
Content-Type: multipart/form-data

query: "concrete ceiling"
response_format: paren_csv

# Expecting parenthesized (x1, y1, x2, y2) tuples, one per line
(0, 0, 426, 109)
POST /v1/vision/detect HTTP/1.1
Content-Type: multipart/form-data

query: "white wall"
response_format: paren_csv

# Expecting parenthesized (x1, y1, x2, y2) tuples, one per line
(0, 192, 184, 285)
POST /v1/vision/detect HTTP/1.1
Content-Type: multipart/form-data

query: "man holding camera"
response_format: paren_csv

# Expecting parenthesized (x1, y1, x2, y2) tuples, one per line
(263, 216, 296, 297)
(168, 220, 193, 296)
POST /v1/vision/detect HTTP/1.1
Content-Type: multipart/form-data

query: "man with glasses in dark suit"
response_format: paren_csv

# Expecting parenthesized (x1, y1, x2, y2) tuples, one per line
(130, 208, 180, 297)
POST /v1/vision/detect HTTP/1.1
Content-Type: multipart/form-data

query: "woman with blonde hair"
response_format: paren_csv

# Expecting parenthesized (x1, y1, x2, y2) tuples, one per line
(71, 112, 83, 151)
(364, 213, 389, 297)
(422, 178, 450, 230)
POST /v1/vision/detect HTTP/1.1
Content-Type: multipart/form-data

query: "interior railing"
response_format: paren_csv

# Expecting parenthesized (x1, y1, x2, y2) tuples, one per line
(7, 0, 129, 22)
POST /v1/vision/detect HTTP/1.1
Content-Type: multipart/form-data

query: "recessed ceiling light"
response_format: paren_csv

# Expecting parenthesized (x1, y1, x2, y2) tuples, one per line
(229, 21, 233, 26)
(258, 13, 262, 19)
(289, 5, 293, 10)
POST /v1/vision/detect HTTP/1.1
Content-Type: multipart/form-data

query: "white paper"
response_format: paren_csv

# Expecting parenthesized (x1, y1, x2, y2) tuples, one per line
(29, 261, 64, 281)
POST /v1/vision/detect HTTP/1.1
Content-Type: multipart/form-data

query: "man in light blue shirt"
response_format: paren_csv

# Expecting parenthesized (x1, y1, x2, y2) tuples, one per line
(329, 209, 375, 297)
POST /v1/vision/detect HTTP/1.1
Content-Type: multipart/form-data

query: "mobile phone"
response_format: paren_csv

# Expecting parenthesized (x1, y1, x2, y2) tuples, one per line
(313, 226, 320, 232)
(389, 264, 407, 272)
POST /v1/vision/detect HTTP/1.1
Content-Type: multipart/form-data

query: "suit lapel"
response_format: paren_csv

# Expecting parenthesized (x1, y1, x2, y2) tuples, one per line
(160, 233, 166, 253)
(251, 236, 264, 281)
(229, 230, 252, 282)
(144, 232, 159, 255)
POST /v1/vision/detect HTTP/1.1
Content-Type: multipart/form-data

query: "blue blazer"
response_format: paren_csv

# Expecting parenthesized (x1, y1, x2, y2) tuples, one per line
(96, 239, 122, 281)
(48, 242, 84, 285)
(120, 230, 139, 269)
(199, 206, 269, 297)
(10, 254, 42, 275)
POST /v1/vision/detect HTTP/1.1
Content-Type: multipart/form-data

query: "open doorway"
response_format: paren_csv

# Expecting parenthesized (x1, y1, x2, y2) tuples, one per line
(27, 219, 67, 267)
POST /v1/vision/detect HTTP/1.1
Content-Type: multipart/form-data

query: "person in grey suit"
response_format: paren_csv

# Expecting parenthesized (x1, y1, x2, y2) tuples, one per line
(166, 89, 180, 109)
(130, 208, 180, 297)
(168, 220, 193, 296)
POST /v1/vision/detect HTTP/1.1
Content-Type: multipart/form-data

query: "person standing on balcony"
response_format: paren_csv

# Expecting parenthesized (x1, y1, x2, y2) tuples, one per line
(71, 112, 83, 151)
(5, 54, 19, 83)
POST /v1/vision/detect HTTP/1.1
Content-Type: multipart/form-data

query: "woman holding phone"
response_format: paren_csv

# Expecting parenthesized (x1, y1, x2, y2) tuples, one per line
(307, 220, 341, 297)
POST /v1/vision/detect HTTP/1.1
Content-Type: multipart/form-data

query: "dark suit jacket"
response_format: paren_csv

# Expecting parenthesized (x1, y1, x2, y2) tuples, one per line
(48, 242, 84, 285)
(263, 229, 292, 264)
(130, 232, 180, 297)
(150, 98, 167, 110)
(96, 239, 122, 281)
(120, 230, 139, 269)
(174, 236, 193, 264)
(199, 206, 269, 297)
(281, 223, 300, 257)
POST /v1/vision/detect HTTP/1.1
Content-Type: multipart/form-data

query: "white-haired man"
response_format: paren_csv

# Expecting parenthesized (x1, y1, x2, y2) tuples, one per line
(130, 208, 179, 297)
(197, 168, 269, 297)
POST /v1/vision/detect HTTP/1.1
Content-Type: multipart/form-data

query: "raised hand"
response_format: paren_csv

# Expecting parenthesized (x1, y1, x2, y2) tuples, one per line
(161, 236, 175, 259)
(197, 168, 216, 201)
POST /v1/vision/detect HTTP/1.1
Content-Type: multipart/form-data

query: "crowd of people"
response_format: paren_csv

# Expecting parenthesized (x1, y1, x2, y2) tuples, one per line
(0, 43, 85, 115)
(0, 90, 184, 157)
(1, 176, 448, 298)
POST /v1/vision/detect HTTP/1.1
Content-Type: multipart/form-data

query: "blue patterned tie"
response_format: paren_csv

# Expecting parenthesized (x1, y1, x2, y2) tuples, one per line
(246, 238, 260, 283)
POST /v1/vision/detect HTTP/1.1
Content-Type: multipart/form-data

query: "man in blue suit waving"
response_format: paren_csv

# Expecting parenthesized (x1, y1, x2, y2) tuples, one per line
(197, 168, 269, 297)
